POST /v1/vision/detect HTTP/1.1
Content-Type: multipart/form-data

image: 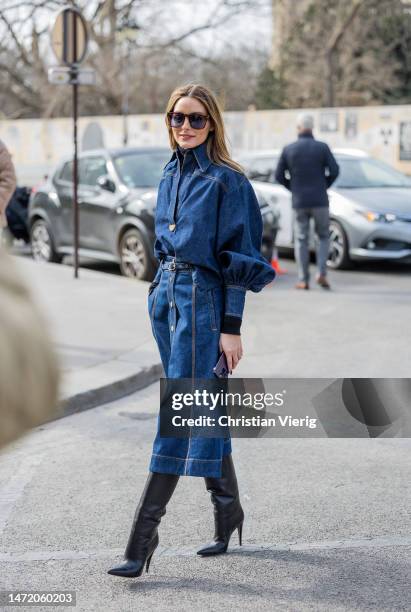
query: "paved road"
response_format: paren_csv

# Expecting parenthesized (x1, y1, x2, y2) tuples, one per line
(1, 383, 410, 611)
(13, 252, 411, 386)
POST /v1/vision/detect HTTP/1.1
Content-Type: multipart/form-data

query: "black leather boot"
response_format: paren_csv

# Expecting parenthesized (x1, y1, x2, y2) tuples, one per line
(197, 454, 244, 556)
(107, 471, 179, 577)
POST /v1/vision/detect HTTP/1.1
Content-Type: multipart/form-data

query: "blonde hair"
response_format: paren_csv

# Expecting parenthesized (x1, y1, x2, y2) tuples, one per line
(165, 83, 244, 174)
(0, 249, 59, 449)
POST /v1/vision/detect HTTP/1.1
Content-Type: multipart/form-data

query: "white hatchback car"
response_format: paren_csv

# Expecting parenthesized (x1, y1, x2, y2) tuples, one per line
(238, 149, 411, 269)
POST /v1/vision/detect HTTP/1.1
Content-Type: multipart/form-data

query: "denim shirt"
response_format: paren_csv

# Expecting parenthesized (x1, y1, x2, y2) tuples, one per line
(153, 139, 275, 329)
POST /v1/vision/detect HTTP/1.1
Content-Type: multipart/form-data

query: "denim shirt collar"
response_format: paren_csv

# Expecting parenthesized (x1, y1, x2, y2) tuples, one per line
(170, 139, 212, 173)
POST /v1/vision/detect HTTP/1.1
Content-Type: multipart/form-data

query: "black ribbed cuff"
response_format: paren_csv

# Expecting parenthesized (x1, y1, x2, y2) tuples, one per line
(221, 315, 242, 335)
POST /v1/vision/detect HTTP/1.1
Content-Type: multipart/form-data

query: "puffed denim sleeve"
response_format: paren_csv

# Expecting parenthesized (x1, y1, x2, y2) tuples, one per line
(217, 174, 276, 334)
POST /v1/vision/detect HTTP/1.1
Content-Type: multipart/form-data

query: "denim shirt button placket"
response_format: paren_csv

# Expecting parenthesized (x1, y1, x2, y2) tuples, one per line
(169, 149, 188, 234)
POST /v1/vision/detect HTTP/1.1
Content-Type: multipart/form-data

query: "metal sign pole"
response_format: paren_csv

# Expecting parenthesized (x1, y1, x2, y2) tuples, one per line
(49, 7, 93, 278)
(72, 69, 79, 279)
(72, 10, 79, 279)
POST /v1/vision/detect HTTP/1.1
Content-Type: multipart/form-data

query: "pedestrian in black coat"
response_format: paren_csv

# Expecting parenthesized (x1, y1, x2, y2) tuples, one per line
(275, 114, 339, 289)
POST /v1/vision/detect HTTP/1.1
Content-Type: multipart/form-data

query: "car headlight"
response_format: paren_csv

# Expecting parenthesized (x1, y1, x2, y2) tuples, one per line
(357, 210, 397, 223)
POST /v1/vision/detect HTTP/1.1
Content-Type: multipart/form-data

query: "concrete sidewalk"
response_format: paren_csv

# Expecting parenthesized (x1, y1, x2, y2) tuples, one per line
(13, 258, 162, 417)
(12, 254, 411, 419)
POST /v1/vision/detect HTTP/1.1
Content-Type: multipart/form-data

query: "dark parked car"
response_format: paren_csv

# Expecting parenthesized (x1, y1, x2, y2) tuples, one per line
(29, 147, 279, 280)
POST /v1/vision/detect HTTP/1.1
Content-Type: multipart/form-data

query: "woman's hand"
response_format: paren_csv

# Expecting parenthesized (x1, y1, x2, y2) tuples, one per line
(219, 333, 243, 373)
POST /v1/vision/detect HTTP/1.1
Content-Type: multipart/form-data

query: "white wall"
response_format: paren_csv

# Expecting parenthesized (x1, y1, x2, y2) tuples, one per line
(1, 104, 411, 185)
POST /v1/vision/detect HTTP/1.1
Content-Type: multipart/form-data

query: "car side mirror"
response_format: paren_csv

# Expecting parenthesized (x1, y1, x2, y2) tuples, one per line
(97, 175, 116, 193)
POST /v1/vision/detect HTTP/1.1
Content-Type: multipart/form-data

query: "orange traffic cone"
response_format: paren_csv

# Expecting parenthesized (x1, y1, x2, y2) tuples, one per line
(271, 247, 288, 275)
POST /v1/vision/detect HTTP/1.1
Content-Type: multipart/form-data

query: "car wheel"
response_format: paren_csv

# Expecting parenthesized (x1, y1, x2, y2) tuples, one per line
(327, 220, 352, 270)
(119, 227, 155, 281)
(30, 219, 63, 264)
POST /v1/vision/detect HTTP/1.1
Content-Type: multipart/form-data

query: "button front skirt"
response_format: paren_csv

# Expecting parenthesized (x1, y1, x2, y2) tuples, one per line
(147, 267, 232, 477)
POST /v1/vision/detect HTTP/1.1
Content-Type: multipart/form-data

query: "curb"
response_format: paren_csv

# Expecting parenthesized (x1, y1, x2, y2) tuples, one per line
(48, 362, 163, 423)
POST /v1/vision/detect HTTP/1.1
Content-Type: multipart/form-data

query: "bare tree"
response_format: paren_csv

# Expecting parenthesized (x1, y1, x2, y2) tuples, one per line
(0, 0, 268, 118)
(324, 0, 364, 106)
(277, 0, 411, 108)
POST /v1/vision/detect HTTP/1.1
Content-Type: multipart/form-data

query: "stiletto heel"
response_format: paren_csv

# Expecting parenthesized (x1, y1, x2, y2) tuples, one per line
(238, 521, 243, 546)
(107, 534, 158, 578)
(197, 455, 245, 556)
(145, 551, 154, 573)
(107, 472, 179, 578)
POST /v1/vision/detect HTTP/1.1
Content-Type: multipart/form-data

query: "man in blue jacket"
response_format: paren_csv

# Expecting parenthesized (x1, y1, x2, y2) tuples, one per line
(275, 114, 339, 289)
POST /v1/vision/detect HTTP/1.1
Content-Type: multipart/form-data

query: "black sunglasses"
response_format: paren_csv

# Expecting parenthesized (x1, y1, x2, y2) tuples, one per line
(167, 112, 210, 130)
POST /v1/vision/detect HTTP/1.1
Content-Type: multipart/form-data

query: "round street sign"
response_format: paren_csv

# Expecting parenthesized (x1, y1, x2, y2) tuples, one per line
(51, 7, 88, 66)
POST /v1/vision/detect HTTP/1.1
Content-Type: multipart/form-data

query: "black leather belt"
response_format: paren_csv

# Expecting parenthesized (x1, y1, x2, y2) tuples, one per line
(161, 257, 193, 271)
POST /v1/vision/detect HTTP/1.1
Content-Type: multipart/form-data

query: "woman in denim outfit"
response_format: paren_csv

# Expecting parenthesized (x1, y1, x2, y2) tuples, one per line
(108, 84, 275, 578)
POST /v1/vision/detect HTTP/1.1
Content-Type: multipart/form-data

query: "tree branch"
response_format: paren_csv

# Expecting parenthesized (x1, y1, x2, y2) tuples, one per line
(326, 0, 366, 54)
(0, 12, 32, 67)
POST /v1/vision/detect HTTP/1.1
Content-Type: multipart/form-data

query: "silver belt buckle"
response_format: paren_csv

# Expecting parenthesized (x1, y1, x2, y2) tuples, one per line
(169, 259, 176, 271)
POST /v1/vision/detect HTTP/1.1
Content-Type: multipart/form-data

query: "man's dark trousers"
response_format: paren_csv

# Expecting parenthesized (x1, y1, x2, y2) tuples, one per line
(293, 207, 329, 282)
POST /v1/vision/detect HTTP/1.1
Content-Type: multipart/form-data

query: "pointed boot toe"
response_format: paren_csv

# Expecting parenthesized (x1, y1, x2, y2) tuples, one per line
(107, 472, 179, 579)
(197, 519, 243, 556)
(197, 540, 228, 556)
(199, 455, 244, 557)
(107, 559, 145, 578)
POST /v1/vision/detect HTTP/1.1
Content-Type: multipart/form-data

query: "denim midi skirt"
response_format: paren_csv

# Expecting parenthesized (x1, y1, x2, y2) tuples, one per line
(148, 257, 232, 478)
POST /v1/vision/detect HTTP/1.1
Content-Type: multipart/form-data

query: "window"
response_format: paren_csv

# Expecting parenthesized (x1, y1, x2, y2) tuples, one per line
(79, 157, 108, 186)
(59, 161, 73, 182)
(242, 156, 278, 183)
(113, 151, 170, 188)
(335, 158, 411, 188)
